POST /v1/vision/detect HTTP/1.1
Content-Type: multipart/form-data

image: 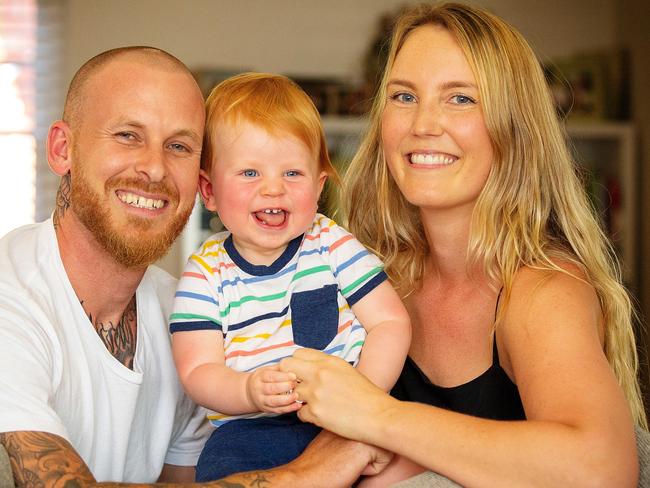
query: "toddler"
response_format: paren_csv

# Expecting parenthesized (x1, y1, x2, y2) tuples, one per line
(170, 72, 411, 481)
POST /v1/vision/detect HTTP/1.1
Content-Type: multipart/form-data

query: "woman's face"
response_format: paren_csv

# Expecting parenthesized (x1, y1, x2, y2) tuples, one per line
(381, 24, 493, 216)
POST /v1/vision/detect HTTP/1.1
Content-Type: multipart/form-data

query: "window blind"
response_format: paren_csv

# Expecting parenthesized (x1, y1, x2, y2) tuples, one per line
(0, 0, 62, 237)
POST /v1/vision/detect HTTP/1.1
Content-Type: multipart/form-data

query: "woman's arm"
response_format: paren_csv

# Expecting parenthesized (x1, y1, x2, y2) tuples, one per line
(351, 281, 411, 390)
(283, 268, 638, 487)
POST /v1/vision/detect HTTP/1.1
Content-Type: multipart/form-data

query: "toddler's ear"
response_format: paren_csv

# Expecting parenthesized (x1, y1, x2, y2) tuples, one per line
(318, 171, 328, 196)
(198, 169, 218, 212)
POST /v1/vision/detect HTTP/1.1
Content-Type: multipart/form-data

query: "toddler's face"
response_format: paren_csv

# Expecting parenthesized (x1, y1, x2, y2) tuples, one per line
(200, 120, 327, 265)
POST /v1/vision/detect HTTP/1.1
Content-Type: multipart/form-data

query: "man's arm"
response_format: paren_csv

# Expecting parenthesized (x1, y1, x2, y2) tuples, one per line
(1, 430, 391, 487)
(0, 431, 95, 487)
(219, 430, 392, 488)
(1, 430, 271, 487)
(158, 465, 195, 483)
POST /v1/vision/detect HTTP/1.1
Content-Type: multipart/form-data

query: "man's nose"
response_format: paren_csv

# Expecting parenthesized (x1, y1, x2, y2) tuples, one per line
(134, 145, 167, 182)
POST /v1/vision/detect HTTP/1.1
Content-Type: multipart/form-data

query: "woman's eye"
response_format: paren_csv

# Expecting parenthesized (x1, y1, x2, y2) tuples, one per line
(450, 94, 476, 105)
(242, 169, 258, 177)
(391, 92, 416, 104)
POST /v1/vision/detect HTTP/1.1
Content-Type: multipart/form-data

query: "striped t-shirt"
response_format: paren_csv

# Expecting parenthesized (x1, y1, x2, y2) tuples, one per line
(170, 214, 387, 426)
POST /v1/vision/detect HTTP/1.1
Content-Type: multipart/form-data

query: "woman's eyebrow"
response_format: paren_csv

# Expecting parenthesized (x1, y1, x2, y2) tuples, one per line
(386, 79, 478, 91)
(386, 79, 417, 90)
(438, 81, 478, 90)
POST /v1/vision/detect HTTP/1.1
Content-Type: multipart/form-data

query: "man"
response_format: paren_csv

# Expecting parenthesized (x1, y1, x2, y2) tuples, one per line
(0, 47, 389, 487)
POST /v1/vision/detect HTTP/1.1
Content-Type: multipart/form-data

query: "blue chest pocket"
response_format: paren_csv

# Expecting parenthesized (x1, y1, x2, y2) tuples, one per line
(290, 284, 339, 350)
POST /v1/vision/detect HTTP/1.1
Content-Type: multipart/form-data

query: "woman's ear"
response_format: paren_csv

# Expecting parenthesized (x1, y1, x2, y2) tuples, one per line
(198, 168, 218, 212)
(47, 120, 73, 176)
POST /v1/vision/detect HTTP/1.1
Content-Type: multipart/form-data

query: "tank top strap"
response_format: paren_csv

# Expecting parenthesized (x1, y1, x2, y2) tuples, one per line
(492, 287, 504, 367)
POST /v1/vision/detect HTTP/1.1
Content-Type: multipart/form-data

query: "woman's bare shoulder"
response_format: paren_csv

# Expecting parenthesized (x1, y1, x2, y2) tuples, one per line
(498, 260, 604, 368)
(508, 260, 599, 311)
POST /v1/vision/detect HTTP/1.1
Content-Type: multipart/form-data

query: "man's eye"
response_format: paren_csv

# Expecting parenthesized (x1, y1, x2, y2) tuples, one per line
(242, 169, 258, 177)
(169, 143, 190, 152)
(116, 131, 136, 140)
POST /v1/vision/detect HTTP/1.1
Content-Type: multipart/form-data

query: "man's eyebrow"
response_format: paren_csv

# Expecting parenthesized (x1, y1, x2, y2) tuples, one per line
(174, 129, 202, 145)
(111, 120, 145, 130)
(110, 120, 202, 145)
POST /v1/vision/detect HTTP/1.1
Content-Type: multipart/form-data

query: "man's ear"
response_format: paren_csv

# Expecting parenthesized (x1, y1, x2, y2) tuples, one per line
(198, 169, 218, 212)
(47, 120, 73, 176)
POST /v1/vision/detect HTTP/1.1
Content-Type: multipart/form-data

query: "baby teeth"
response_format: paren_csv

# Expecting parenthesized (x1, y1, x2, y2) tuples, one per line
(410, 153, 455, 165)
(262, 209, 283, 214)
(118, 192, 164, 210)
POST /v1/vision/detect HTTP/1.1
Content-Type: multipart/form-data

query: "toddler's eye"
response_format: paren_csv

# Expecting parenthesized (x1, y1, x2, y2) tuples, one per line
(242, 169, 258, 177)
(285, 170, 301, 177)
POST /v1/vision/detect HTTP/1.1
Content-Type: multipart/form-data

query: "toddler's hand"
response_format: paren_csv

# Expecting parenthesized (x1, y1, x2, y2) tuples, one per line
(246, 365, 302, 414)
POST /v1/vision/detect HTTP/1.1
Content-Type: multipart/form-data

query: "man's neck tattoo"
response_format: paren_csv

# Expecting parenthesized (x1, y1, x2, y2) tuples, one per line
(82, 296, 137, 369)
(53, 173, 71, 229)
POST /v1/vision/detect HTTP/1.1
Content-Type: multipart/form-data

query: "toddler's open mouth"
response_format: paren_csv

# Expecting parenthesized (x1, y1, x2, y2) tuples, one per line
(253, 208, 287, 227)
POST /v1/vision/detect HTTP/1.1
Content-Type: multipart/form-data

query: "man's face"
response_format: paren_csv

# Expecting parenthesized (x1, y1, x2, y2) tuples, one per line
(68, 58, 205, 268)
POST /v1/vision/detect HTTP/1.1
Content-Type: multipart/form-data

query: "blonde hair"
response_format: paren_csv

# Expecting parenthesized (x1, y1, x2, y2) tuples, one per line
(202, 72, 339, 185)
(343, 2, 647, 427)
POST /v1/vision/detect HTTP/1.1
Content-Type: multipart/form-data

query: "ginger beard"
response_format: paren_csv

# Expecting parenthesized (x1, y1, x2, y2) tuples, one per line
(70, 160, 193, 268)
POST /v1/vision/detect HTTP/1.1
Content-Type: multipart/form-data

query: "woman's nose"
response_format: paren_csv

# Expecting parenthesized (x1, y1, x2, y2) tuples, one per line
(412, 103, 444, 137)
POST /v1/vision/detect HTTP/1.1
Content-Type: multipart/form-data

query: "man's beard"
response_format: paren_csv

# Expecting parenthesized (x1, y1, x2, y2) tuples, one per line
(70, 164, 193, 269)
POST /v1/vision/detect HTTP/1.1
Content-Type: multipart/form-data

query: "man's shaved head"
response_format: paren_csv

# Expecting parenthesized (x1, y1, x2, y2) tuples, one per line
(63, 46, 198, 130)
(53, 46, 205, 268)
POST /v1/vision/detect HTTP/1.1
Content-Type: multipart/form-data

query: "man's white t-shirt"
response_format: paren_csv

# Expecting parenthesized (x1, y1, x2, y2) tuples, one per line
(0, 220, 211, 482)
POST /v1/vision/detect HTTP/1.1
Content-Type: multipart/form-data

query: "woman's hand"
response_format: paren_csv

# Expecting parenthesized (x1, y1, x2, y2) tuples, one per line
(280, 348, 397, 443)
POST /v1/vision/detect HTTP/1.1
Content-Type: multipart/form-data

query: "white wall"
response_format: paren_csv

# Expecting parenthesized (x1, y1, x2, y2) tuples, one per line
(63, 0, 616, 84)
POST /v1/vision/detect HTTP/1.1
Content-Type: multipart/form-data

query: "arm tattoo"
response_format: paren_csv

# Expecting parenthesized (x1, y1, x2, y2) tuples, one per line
(83, 296, 137, 369)
(216, 472, 273, 487)
(0, 431, 282, 487)
(0, 431, 95, 488)
(53, 173, 71, 229)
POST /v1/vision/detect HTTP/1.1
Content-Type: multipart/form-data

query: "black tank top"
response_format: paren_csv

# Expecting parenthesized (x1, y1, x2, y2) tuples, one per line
(391, 293, 526, 421)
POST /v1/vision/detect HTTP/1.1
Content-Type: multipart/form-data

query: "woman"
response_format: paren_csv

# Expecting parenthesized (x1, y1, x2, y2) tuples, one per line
(281, 3, 646, 486)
